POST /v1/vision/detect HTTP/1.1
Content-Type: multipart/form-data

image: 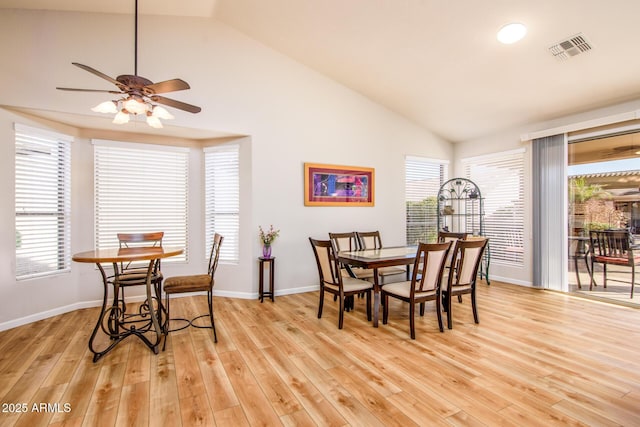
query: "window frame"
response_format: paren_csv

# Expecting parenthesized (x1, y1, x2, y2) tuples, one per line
(405, 156, 449, 244)
(93, 139, 189, 262)
(14, 123, 72, 280)
(462, 148, 526, 267)
(204, 144, 240, 264)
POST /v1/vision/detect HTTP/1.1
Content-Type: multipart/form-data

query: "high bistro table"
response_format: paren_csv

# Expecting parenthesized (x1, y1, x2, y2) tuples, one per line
(338, 246, 417, 327)
(72, 246, 183, 362)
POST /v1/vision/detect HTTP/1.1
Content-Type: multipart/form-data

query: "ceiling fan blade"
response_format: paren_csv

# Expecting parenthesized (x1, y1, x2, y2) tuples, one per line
(151, 95, 201, 114)
(144, 79, 190, 94)
(72, 62, 127, 89)
(56, 87, 122, 94)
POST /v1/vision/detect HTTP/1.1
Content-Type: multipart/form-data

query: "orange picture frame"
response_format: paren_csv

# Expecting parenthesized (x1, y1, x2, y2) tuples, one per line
(304, 163, 375, 207)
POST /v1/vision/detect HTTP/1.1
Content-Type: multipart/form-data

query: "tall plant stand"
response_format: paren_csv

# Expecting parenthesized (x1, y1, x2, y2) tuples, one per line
(258, 257, 275, 302)
(437, 177, 490, 283)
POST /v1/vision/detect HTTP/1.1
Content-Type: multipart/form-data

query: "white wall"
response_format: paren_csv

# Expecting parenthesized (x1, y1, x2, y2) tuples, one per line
(0, 10, 451, 329)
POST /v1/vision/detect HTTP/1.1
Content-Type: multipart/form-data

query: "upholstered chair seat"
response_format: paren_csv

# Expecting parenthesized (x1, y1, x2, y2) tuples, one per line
(164, 274, 211, 293)
(382, 281, 438, 299)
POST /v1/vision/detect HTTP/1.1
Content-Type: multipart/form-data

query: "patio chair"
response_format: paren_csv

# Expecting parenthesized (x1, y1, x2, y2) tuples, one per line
(589, 230, 640, 298)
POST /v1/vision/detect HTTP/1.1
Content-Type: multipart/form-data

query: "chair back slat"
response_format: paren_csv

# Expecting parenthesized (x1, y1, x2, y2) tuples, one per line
(413, 241, 452, 293)
(589, 230, 633, 260)
(449, 238, 488, 287)
(329, 232, 358, 252)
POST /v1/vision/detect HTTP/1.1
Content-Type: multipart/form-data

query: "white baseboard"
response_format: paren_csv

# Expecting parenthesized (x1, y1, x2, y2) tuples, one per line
(0, 285, 320, 332)
(0, 300, 101, 332)
(486, 275, 533, 287)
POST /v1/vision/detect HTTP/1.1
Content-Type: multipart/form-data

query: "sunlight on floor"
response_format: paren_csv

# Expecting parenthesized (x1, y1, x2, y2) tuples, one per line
(569, 263, 640, 307)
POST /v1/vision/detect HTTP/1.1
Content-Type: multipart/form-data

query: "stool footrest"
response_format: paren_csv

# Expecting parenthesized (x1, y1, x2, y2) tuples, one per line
(165, 314, 212, 332)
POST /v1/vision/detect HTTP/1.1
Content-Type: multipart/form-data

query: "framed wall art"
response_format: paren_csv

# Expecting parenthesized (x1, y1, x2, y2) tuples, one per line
(304, 163, 375, 206)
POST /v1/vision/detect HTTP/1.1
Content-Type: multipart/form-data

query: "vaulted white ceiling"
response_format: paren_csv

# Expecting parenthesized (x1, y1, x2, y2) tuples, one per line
(3, 0, 640, 142)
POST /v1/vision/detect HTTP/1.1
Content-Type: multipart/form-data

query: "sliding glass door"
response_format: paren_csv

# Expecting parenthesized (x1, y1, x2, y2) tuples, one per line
(567, 128, 640, 304)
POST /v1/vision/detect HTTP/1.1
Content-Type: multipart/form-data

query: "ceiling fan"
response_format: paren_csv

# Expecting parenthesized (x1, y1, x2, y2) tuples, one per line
(56, 0, 201, 128)
(602, 145, 640, 159)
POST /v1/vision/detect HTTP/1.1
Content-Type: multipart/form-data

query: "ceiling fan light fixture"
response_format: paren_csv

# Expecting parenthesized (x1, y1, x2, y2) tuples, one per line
(91, 100, 118, 114)
(151, 105, 174, 120)
(113, 110, 130, 124)
(497, 22, 527, 44)
(146, 114, 163, 128)
(123, 97, 148, 115)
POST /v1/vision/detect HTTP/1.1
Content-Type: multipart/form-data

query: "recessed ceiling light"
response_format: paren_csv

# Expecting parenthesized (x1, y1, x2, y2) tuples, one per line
(497, 23, 527, 44)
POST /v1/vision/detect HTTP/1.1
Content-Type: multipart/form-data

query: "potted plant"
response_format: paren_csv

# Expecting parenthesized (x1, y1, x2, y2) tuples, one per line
(259, 225, 280, 258)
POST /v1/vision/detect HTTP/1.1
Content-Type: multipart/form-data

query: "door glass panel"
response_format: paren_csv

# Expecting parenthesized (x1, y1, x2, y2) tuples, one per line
(568, 130, 640, 305)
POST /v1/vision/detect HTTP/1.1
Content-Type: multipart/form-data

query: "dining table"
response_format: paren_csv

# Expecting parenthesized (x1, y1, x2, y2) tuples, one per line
(72, 246, 183, 362)
(338, 246, 417, 327)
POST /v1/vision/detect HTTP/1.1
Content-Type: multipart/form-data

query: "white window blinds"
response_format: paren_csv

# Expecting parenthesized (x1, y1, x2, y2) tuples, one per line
(204, 145, 240, 264)
(15, 124, 72, 279)
(94, 140, 188, 261)
(463, 149, 525, 266)
(405, 156, 448, 244)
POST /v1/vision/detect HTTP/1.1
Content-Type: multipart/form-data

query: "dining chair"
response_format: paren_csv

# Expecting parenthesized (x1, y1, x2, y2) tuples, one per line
(437, 231, 468, 243)
(114, 232, 165, 312)
(381, 241, 452, 338)
(309, 238, 372, 329)
(442, 238, 489, 329)
(328, 232, 375, 280)
(589, 230, 639, 298)
(356, 230, 408, 282)
(438, 231, 468, 270)
(162, 233, 223, 350)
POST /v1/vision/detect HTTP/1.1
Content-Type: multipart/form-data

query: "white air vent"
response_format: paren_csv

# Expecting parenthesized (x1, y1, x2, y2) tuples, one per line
(549, 33, 593, 60)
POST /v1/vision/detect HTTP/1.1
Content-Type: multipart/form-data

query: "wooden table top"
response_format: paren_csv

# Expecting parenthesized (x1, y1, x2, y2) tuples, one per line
(72, 246, 183, 263)
(338, 245, 418, 268)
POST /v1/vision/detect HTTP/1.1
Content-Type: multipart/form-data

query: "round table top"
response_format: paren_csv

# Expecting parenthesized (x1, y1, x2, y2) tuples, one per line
(72, 246, 184, 263)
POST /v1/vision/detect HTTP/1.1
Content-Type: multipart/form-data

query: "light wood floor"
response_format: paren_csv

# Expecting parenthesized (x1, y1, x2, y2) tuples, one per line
(1, 281, 640, 427)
